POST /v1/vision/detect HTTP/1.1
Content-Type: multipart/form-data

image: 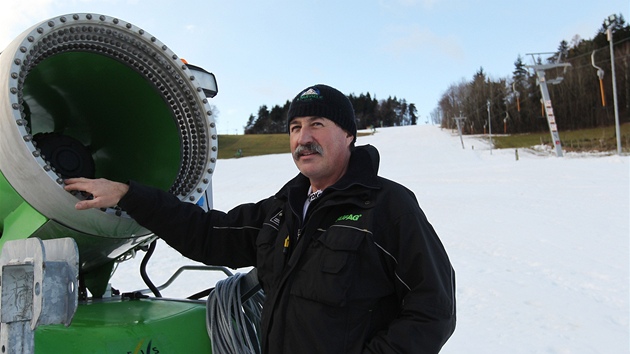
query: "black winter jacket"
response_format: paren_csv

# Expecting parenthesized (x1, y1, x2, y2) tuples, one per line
(119, 144, 456, 353)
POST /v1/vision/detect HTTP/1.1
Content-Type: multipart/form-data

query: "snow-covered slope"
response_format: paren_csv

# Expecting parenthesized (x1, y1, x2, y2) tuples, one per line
(111, 125, 629, 353)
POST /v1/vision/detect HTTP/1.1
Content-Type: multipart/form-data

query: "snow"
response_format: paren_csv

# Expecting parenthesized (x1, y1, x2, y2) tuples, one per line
(110, 125, 629, 353)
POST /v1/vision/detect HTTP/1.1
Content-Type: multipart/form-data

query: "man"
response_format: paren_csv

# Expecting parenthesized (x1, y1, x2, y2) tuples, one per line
(65, 84, 456, 353)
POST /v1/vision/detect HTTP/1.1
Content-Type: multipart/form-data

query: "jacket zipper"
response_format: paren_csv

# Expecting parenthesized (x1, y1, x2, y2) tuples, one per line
(287, 195, 366, 261)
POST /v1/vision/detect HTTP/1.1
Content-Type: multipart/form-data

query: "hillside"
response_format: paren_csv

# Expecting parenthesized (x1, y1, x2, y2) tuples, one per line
(218, 124, 630, 159)
(113, 125, 629, 353)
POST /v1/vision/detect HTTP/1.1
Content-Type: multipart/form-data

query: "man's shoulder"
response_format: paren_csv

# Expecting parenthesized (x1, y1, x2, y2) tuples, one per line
(373, 176, 420, 209)
(377, 176, 414, 194)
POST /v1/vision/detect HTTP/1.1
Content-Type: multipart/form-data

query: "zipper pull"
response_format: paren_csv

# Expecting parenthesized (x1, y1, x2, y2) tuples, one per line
(283, 235, 290, 255)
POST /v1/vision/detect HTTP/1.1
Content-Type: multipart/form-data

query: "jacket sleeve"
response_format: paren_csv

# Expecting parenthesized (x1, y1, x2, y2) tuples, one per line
(364, 190, 456, 353)
(118, 180, 273, 269)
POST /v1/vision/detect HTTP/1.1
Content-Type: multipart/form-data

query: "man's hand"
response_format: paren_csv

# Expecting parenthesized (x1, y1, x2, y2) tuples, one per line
(64, 178, 129, 210)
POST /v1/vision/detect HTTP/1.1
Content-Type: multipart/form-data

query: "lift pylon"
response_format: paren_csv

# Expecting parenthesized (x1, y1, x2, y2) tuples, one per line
(526, 53, 571, 157)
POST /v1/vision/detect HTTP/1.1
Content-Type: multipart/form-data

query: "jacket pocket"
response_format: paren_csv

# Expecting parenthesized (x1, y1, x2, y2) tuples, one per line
(290, 227, 366, 307)
(255, 225, 281, 290)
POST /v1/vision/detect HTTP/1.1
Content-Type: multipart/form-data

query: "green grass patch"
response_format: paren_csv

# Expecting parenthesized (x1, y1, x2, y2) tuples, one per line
(216, 125, 629, 160)
(217, 131, 374, 159)
(217, 134, 290, 159)
(492, 123, 630, 153)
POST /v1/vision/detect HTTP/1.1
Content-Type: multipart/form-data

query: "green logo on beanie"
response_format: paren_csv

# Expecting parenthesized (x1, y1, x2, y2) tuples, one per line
(298, 88, 323, 101)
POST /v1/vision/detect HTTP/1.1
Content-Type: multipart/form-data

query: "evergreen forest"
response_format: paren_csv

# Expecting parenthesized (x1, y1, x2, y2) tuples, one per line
(243, 94, 417, 134)
(435, 13, 629, 135)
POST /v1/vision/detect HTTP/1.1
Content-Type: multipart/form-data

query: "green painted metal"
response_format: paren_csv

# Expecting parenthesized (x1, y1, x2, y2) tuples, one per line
(0, 169, 47, 249)
(83, 261, 117, 299)
(24, 51, 181, 189)
(0, 170, 26, 231)
(0, 202, 47, 248)
(1, 15, 222, 353)
(35, 298, 212, 353)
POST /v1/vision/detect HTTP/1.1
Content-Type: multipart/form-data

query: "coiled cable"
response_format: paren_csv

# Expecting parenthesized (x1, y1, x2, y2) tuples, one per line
(206, 272, 265, 354)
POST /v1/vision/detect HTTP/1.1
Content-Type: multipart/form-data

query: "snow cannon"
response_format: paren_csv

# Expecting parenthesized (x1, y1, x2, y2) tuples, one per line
(0, 13, 218, 297)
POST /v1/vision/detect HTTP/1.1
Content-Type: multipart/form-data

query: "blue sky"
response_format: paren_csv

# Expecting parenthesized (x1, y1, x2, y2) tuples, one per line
(1, 0, 627, 134)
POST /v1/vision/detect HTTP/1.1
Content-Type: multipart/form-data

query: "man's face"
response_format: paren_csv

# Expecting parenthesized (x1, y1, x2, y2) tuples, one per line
(289, 116, 354, 190)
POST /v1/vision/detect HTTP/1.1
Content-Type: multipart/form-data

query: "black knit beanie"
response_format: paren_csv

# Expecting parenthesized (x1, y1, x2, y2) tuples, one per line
(287, 84, 357, 143)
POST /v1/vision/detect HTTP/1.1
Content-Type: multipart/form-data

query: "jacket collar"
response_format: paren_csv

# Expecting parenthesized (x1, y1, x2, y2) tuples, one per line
(275, 144, 381, 202)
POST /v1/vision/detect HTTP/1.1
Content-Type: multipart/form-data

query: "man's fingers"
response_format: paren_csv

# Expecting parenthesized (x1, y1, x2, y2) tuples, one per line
(75, 195, 114, 210)
(64, 177, 88, 185)
(63, 178, 90, 192)
(75, 200, 95, 210)
(64, 178, 128, 210)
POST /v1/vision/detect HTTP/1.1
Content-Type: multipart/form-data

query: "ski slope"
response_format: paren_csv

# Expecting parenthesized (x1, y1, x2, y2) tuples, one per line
(111, 125, 629, 353)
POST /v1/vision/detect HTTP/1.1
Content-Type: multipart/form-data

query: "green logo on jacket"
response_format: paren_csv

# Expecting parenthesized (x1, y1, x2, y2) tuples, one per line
(336, 214, 362, 222)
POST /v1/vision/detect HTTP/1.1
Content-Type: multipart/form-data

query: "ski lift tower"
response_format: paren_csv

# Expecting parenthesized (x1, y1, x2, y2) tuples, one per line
(526, 52, 571, 157)
(453, 114, 466, 149)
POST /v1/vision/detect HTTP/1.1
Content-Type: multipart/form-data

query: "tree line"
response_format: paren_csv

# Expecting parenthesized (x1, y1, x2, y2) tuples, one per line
(434, 13, 629, 135)
(244, 93, 418, 134)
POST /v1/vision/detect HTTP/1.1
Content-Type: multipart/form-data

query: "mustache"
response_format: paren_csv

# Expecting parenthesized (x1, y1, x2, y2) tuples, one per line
(293, 143, 323, 159)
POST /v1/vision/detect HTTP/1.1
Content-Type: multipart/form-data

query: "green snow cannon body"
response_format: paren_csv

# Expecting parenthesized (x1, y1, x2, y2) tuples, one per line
(0, 13, 218, 353)
(0, 12, 218, 283)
